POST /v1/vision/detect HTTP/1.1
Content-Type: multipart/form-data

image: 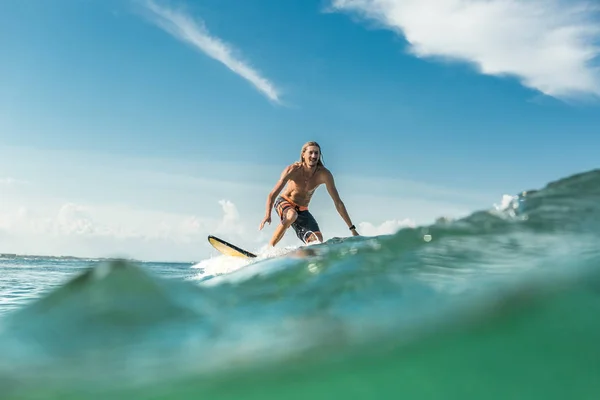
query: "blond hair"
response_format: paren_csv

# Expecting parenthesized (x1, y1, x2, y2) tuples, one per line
(299, 141, 324, 167)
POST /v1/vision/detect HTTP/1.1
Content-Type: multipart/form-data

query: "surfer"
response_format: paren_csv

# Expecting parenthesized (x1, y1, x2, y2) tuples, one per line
(259, 141, 359, 246)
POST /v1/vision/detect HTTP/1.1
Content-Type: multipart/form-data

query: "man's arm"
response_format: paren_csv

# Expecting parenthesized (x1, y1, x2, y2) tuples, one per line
(259, 164, 295, 230)
(324, 170, 359, 236)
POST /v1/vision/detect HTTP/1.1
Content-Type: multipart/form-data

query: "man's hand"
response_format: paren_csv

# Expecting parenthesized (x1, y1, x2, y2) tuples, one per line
(350, 228, 359, 236)
(259, 215, 271, 230)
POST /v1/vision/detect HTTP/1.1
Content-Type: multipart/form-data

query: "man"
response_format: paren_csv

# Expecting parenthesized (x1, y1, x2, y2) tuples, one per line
(259, 141, 360, 246)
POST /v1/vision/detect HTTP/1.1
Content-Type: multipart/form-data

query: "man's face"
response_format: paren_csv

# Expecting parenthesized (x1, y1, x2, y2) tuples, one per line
(304, 146, 320, 167)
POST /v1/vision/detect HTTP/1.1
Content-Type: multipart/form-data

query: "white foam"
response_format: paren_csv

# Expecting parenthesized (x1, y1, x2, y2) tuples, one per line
(190, 255, 252, 280)
(492, 194, 528, 221)
(494, 194, 517, 212)
(190, 244, 302, 282)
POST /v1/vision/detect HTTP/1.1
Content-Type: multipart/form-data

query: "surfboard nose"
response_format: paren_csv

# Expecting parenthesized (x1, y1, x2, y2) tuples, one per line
(208, 235, 257, 258)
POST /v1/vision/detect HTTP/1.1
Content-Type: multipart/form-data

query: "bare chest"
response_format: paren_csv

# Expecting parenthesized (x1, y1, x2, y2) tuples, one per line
(289, 171, 322, 193)
(289, 178, 319, 193)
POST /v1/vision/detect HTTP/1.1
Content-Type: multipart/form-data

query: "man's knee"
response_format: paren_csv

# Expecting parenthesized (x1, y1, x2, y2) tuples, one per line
(282, 209, 297, 227)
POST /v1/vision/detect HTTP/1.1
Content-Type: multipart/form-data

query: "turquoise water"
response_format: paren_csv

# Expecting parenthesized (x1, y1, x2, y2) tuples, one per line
(1, 169, 600, 399)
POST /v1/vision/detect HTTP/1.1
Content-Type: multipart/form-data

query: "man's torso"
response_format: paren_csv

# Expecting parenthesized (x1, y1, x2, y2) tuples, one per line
(280, 163, 327, 207)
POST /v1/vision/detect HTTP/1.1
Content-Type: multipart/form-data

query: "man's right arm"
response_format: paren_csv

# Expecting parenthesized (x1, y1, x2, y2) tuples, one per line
(264, 164, 295, 218)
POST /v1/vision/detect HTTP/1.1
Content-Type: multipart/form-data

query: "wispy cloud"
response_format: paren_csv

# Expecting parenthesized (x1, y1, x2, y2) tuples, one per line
(330, 0, 600, 100)
(141, 0, 281, 103)
(0, 177, 28, 186)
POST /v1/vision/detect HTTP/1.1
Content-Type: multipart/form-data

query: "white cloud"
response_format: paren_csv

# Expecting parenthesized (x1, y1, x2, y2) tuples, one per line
(55, 203, 96, 236)
(141, 0, 281, 103)
(215, 199, 244, 236)
(0, 199, 247, 261)
(358, 218, 416, 236)
(330, 0, 600, 99)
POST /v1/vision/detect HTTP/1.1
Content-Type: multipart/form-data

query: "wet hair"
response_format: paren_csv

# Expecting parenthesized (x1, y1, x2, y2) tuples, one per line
(300, 141, 324, 167)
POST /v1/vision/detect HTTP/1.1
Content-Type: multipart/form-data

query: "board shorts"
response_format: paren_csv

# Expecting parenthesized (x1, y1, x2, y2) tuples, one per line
(274, 195, 321, 243)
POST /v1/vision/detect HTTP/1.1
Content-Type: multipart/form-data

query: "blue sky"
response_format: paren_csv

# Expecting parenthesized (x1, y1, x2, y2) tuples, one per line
(1, 0, 599, 261)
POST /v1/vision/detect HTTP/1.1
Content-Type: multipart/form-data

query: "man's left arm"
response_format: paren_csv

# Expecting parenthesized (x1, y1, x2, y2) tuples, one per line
(324, 171, 359, 236)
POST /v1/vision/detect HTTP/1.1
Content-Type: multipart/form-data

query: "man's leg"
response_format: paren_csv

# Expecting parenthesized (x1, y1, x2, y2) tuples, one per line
(269, 208, 297, 246)
(305, 232, 323, 243)
(295, 211, 323, 244)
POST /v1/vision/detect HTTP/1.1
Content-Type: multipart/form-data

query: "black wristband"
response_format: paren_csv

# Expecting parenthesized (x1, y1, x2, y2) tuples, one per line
(349, 225, 356, 230)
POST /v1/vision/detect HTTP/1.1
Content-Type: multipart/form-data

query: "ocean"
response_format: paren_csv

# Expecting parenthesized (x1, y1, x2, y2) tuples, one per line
(1, 168, 599, 399)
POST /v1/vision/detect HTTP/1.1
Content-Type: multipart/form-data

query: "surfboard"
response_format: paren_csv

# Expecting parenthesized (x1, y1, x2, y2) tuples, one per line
(207, 235, 257, 258)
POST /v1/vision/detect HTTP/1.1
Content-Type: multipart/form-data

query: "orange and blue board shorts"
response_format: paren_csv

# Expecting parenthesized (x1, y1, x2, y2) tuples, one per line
(274, 195, 321, 243)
